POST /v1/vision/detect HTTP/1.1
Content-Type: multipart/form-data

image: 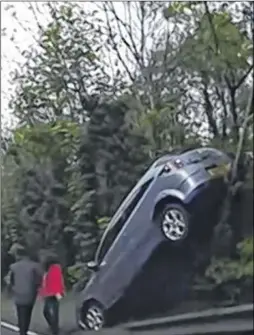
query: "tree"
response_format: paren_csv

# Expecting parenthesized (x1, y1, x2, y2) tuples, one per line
(100, 2, 179, 106)
(2, 2, 253, 291)
(163, 1, 253, 144)
(8, 3, 109, 125)
(1, 121, 80, 272)
(70, 98, 149, 265)
(100, 2, 203, 154)
(100, 2, 253, 151)
(3, 3, 152, 285)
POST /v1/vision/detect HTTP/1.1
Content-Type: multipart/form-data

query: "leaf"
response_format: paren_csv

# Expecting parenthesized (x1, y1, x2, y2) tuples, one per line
(163, 2, 192, 19)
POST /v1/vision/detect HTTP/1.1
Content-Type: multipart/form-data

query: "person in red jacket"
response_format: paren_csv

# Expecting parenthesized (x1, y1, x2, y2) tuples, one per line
(39, 254, 65, 335)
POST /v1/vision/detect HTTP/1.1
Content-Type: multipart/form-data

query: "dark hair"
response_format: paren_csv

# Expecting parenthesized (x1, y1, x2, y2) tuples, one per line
(16, 246, 28, 258)
(43, 253, 59, 272)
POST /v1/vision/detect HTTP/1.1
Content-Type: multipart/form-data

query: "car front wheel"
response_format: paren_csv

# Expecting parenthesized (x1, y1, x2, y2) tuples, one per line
(79, 302, 105, 331)
(159, 203, 190, 243)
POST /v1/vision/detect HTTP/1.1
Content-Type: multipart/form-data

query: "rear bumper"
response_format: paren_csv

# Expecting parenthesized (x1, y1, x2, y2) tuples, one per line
(182, 168, 228, 205)
(186, 177, 228, 229)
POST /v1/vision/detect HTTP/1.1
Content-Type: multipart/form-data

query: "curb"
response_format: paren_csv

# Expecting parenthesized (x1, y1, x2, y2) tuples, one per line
(124, 303, 254, 331)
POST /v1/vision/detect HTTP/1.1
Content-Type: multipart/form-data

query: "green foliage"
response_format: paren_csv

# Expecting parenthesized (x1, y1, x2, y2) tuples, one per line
(66, 263, 87, 289)
(130, 104, 184, 157)
(97, 217, 110, 234)
(65, 216, 109, 288)
(1, 120, 81, 277)
(13, 121, 79, 160)
(163, 1, 199, 19)
(163, 2, 253, 143)
(238, 237, 254, 266)
(9, 3, 108, 125)
(195, 237, 253, 303)
(2, 2, 253, 290)
(183, 11, 252, 72)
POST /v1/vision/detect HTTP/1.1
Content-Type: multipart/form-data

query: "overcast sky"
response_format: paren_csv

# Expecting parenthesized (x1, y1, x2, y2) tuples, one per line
(1, 1, 252, 138)
(1, 2, 42, 129)
(1, 1, 126, 130)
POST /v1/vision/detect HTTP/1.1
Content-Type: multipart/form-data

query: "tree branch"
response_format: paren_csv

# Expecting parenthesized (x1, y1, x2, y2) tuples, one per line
(231, 86, 253, 182)
(102, 3, 135, 83)
(204, 2, 219, 54)
(215, 86, 228, 139)
(234, 65, 254, 91)
(201, 76, 219, 137)
(139, 2, 145, 66)
(108, 2, 143, 69)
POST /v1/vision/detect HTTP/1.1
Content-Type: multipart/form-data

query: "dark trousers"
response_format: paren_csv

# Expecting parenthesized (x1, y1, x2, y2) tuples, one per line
(43, 296, 59, 335)
(16, 304, 34, 335)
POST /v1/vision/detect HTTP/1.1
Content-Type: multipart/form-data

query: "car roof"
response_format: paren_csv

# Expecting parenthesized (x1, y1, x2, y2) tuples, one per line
(136, 146, 225, 190)
(151, 147, 195, 169)
(136, 154, 173, 187)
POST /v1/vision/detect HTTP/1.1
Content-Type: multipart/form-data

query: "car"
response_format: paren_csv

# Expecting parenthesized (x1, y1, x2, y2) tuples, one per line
(76, 147, 233, 331)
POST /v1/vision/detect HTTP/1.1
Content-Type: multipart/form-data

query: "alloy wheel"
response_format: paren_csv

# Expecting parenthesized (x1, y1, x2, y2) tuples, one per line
(162, 208, 188, 241)
(85, 305, 104, 331)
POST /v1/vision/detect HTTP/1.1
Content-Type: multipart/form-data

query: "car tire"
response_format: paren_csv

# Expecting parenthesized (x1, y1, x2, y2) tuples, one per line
(158, 203, 190, 243)
(79, 301, 105, 331)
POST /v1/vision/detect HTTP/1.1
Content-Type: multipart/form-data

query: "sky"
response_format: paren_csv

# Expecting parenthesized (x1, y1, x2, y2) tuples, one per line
(1, 1, 126, 131)
(0, 2, 198, 131)
(1, 2, 45, 130)
(0, 1, 218, 139)
(1, 1, 252, 138)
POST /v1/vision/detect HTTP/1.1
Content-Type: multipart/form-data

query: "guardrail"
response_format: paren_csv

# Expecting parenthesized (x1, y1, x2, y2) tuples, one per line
(123, 303, 254, 334)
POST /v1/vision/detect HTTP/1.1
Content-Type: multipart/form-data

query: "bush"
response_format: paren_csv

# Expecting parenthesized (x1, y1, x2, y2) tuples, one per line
(65, 263, 90, 291)
(194, 237, 253, 304)
(206, 237, 253, 282)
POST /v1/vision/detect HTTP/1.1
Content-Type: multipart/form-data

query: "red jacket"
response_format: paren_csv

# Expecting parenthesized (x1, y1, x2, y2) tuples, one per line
(39, 264, 65, 297)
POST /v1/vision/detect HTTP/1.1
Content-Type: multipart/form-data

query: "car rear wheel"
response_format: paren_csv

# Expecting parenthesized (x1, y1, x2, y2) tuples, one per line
(159, 203, 190, 243)
(79, 302, 105, 331)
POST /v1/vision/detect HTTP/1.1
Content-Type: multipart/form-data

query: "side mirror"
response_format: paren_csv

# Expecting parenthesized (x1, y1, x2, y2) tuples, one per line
(87, 260, 99, 272)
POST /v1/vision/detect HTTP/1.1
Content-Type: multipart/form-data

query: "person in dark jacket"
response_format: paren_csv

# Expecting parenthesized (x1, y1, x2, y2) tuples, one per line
(9, 246, 42, 335)
(39, 253, 65, 335)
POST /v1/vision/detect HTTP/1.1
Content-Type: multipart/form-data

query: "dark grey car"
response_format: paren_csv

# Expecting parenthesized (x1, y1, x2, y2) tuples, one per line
(76, 147, 232, 331)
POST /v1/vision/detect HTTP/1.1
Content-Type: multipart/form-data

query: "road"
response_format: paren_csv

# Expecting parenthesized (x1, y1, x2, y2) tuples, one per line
(0, 326, 126, 335)
(1, 327, 18, 335)
(2, 318, 253, 335)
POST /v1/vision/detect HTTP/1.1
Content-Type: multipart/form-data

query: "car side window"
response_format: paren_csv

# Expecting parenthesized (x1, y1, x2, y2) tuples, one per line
(97, 179, 153, 264)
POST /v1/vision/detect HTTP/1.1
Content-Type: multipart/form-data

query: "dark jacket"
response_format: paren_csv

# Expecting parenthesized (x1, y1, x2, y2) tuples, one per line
(10, 259, 42, 305)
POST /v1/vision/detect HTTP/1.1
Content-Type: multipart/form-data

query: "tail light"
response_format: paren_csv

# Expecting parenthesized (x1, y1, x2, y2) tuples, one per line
(162, 159, 184, 173)
(163, 163, 172, 173)
(173, 158, 184, 169)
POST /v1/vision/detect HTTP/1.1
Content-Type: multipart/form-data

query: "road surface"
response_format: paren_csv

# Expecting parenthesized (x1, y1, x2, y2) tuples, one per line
(2, 318, 253, 335)
(1, 327, 18, 335)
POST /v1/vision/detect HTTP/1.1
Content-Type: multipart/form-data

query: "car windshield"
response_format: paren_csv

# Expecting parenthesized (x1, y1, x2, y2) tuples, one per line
(95, 179, 153, 264)
(95, 187, 140, 264)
